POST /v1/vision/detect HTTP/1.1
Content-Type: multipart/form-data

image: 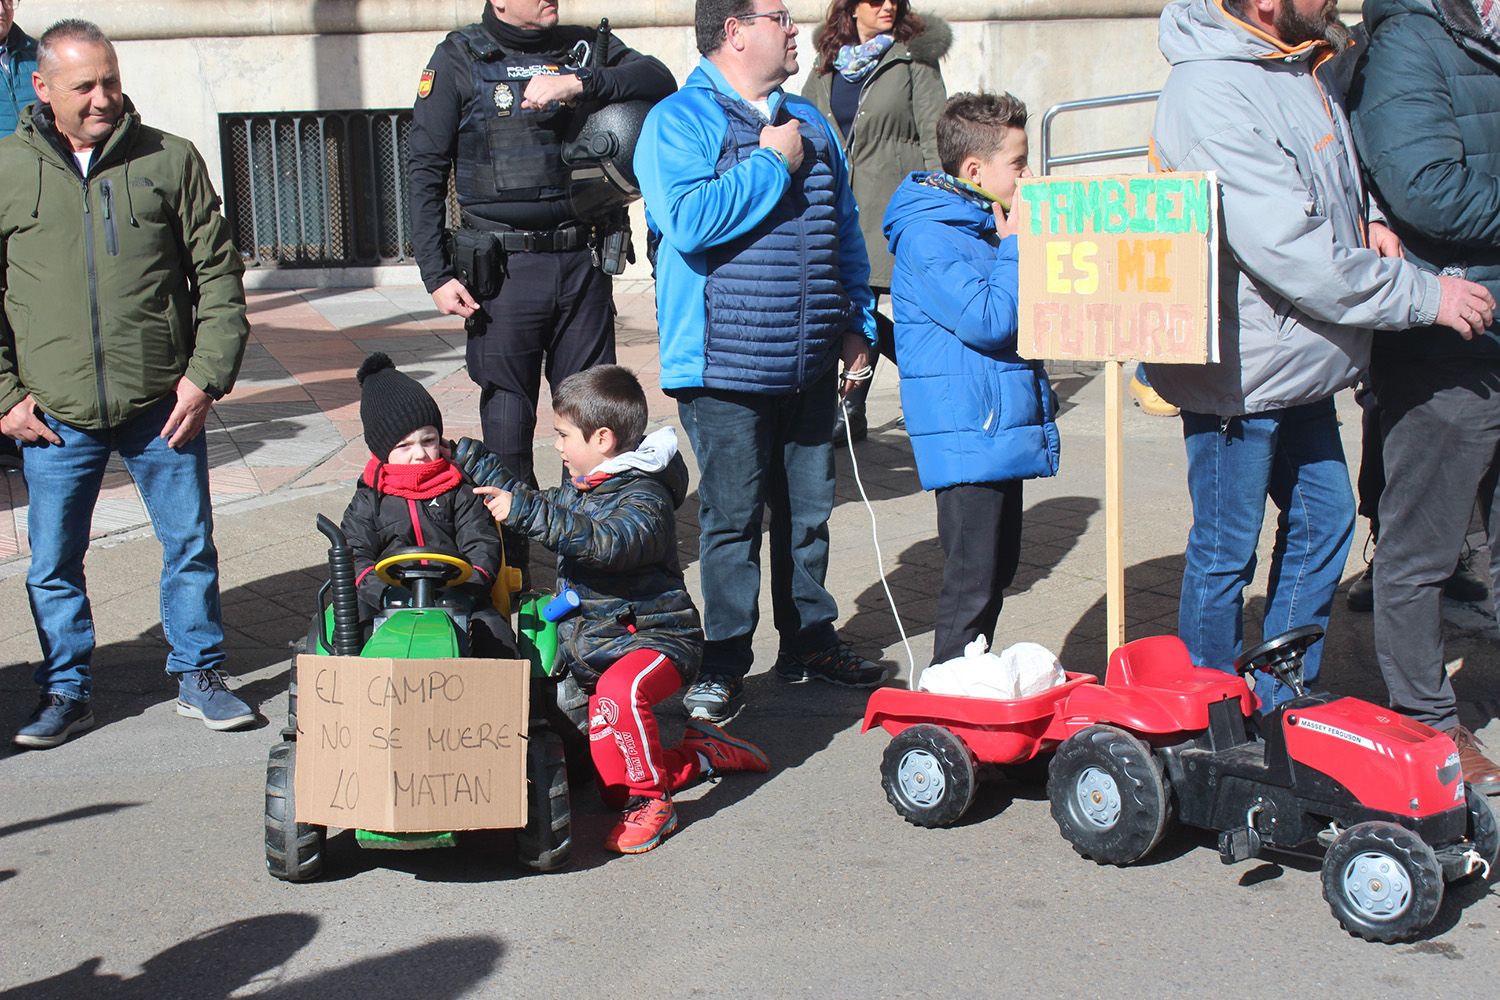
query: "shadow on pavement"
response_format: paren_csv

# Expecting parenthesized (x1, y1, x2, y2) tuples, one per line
(307, 827, 611, 883)
(1047, 368, 1097, 419)
(0, 802, 142, 840)
(1, 563, 325, 750)
(842, 495, 1102, 671)
(0, 913, 503, 1000)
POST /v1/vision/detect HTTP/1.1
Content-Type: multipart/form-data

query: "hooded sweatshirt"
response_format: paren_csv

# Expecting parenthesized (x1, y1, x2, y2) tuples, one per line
(1349, 0, 1500, 362)
(1145, 0, 1440, 416)
(883, 174, 1060, 491)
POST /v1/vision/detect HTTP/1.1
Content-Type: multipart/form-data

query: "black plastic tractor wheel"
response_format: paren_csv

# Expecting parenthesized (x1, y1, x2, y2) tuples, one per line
(1322, 821, 1445, 942)
(881, 725, 978, 828)
(1462, 783, 1499, 881)
(264, 741, 327, 882)
(516, 724, 572, 872)
(1048, 725, 1171, 865)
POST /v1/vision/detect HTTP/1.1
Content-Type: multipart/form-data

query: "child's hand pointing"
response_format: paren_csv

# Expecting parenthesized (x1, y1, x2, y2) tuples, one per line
(474, 485, 513, 523)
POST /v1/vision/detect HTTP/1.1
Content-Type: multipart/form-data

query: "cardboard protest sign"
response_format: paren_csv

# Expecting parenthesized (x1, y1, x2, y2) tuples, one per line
(1015, 172, 1218, 364)
(293, 655, 530, 832)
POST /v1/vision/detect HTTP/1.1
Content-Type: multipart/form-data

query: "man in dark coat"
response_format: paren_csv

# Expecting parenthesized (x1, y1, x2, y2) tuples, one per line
(1349, 0, 1500, 788)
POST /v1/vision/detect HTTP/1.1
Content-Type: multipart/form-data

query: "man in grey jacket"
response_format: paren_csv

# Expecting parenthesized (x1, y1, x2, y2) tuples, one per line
(1146, 0, 1494, 711)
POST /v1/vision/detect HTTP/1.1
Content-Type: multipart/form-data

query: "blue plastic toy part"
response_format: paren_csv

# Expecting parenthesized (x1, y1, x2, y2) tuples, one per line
(543, 588, 581, 622)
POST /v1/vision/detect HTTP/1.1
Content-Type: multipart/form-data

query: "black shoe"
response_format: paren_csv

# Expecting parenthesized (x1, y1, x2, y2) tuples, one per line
(832, 399, 868, 449)
(1347, 563, 1374, 613)
(14, 693, 94, 749)
(774, 641, 889, 688)
(1444, 548, 1489, 604)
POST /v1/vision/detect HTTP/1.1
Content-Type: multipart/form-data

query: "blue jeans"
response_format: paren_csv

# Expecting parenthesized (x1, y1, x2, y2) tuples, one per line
(22, 396, 226, 701)
(1178, 398, 1353, 710)
(676, 374, 841, 677)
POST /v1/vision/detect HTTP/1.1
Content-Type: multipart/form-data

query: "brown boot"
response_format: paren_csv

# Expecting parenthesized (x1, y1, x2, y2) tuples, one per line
(1446, 725, 1500, 793)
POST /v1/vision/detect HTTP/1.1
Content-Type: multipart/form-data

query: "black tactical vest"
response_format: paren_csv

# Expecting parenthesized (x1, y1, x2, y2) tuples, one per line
(452, 24, 586, 208)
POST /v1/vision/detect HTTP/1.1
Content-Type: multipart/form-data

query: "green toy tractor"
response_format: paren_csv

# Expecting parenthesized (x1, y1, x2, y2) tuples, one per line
(263, 515, 575, 881)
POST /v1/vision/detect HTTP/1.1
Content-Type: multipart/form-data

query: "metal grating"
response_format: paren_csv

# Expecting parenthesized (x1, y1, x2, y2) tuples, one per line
(220, 109, 458, 269)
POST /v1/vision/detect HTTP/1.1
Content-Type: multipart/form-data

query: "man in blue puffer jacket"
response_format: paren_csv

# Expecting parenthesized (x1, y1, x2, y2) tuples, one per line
(635, 1, 884, 723)
(883, 92, 1060, 666)
(1349, 0, 1500, 788)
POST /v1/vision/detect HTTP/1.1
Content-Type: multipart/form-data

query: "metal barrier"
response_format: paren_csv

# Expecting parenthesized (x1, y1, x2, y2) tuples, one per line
(1039, 91, 1159, 176)
(220, 109, 458, 268)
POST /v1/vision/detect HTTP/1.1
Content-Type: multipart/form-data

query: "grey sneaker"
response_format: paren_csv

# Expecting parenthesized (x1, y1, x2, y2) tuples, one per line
(682, 674, 743, 723)
(13, 693, 94, 749)
(774, 641, 888, 688)
(177, 669, 256, 730)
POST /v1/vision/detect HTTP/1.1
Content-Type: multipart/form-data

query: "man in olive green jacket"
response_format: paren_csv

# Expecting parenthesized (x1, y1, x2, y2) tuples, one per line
(0, 20, 254, 748)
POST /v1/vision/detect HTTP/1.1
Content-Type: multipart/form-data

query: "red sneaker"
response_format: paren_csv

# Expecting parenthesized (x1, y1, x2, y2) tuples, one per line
(683, 719, 770, 776)
(605, 796, 678, 855)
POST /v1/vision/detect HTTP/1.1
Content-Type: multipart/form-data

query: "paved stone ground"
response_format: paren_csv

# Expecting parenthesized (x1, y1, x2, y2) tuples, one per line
(1, 288, 1498, 997)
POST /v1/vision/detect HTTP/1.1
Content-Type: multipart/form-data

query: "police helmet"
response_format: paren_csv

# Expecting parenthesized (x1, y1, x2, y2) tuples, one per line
(562, 99, 653, 220)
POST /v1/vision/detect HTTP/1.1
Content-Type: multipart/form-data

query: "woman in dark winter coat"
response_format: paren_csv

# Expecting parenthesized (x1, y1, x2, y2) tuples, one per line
(803, 0, 950, 442)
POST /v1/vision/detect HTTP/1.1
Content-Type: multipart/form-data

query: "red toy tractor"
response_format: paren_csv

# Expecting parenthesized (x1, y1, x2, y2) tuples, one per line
(863, 626, 1498, 942)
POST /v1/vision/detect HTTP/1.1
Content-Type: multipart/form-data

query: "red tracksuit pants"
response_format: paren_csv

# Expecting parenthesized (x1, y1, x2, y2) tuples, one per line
(590, 648, 700, 804)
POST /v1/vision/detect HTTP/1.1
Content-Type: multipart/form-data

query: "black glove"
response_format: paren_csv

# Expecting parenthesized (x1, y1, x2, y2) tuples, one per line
(453, 436, 520, 489)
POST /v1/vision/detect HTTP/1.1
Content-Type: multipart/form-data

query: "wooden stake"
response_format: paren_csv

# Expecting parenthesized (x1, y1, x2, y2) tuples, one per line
(1104, 360, 1126, 654)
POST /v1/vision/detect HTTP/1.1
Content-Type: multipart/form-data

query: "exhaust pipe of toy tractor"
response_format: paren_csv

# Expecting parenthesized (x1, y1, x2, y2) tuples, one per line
(315, 514, 365, 656)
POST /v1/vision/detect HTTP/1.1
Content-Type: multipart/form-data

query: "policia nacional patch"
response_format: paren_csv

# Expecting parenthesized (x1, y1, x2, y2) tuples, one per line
(417, 68, 435, 99)
(493, 83, 515, 117)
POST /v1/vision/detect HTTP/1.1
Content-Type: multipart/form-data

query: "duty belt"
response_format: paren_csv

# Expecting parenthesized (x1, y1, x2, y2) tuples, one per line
(461, 214, 588, 253)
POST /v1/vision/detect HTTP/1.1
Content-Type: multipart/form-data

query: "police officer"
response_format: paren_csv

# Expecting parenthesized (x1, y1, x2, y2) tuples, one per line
(408, 0, 675, 574)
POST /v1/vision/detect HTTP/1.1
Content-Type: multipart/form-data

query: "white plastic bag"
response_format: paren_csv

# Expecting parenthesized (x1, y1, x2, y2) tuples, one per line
(918, 636, 1065, 700)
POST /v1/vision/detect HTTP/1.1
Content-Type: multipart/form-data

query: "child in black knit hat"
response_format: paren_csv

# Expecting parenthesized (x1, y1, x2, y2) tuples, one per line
(337, 352, 514, 656)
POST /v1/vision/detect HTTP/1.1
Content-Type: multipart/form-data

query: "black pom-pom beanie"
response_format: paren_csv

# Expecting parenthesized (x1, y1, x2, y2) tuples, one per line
(357, 352, 444, 460)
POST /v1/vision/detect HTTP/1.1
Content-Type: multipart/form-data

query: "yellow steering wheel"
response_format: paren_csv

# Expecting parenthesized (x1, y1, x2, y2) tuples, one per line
(373, 549, 474, 589)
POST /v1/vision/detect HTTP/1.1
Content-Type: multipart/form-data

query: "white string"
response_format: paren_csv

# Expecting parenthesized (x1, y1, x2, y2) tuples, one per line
(837, 391, 919, 686)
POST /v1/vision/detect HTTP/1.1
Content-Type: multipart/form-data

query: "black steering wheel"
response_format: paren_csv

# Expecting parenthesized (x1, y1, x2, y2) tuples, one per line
(1232, 624, 1324, 697)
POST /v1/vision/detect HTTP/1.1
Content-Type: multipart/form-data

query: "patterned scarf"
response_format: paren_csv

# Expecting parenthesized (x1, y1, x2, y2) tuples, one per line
(833, 33, 894, 82)
(916, 172, 996, 212)
(1474, 0, 1500, 41)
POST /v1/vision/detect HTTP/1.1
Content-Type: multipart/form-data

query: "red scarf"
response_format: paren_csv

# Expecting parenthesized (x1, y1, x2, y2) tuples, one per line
(362, 456, 463, 500)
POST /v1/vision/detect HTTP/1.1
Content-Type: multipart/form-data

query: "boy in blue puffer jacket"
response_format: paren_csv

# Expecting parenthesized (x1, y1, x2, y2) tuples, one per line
(882, 92, 1061, 666)
(454, 366, 768, 856)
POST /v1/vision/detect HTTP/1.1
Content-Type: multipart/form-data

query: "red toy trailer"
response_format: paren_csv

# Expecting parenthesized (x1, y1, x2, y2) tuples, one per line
(864, 628, 1498, 942)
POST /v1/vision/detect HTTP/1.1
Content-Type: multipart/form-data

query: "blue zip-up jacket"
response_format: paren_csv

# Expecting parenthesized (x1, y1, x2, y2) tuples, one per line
(0, 26, 38, 137)
(635, 59, 876, 393)
(883, 174, 1060, 491)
